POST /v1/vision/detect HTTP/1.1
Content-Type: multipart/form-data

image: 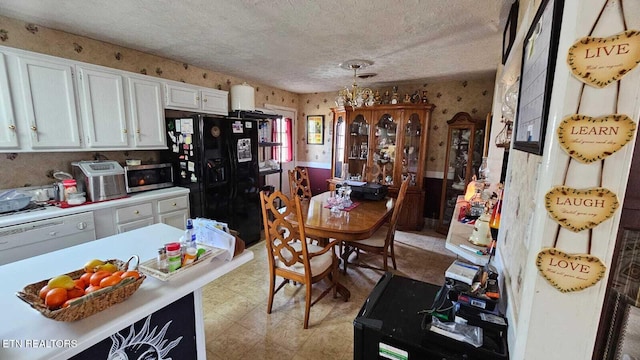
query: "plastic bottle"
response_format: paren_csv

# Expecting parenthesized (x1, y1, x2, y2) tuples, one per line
(183, 218, 197, 249)
(165, 242, 182, 272)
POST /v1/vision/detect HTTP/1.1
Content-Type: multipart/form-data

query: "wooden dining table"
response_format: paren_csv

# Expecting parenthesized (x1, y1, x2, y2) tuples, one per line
(293, 191, 395, 241)
(286, 191, 395, 300)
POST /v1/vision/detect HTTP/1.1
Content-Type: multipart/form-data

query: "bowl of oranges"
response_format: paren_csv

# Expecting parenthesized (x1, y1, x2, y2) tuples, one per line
(16, 256, 145, 321)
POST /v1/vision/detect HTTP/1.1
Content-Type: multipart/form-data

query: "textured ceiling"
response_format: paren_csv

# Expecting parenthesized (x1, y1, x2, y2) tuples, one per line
(0, 0, 512, 94)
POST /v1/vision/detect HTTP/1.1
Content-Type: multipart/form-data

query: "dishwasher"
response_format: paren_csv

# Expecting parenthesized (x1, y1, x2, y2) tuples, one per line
(0, 212, 96, 265)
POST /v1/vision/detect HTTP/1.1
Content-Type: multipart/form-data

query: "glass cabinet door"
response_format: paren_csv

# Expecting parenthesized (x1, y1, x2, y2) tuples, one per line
(347, 114, 369, 180)
(373, 112, 398, 185)
(333, 115, 346, 178)
(402, 113, 422, 186)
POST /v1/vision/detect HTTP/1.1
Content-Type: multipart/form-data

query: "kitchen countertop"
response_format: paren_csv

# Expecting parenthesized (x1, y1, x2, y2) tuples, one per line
(0, 223, 253, 360)
(0, 187, 190, 228)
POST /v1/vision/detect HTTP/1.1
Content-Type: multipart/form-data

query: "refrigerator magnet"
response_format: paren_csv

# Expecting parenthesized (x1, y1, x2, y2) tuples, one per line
(181, 118, 194, 134)
(245, 121, 253, 128)
(232, 121, 243, 133)
(184, 135, 192, 145)
(175, 119, 181, 132)
(188, 161, 195, 172)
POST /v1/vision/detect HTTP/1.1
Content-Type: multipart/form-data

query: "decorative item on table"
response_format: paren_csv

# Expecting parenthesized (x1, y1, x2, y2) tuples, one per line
(464, 176, 486, 218)
(469, 210, 493, 246)
(489, 186, 503, 240)
(16, 256, 144, 321)
(327, 182, 353, 213)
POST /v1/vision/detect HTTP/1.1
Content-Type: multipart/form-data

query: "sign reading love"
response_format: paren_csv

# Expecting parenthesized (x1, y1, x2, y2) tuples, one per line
(567, 29, 640, 88)
(545, 186, 619, 232)
(536, 248, 606, 293)
(557, 114, 636, 163)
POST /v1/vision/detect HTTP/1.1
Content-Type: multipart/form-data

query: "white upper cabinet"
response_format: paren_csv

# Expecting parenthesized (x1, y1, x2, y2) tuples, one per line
(16, 56, 81, 149)
(165, 83, 200, 110)
(201, 88, 228, 115)
(128, 76, 166, 148)
(0, 52, 18, 149)
(165, 81, 228, 116)
(77, 66, 129, 148)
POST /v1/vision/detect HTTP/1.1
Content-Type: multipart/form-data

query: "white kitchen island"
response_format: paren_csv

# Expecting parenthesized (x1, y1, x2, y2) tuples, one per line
(0, 223, 253, 359)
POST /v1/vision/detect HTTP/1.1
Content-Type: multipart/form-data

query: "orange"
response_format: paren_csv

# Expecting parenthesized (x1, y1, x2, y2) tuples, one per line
(67, 286, 85, 299)
(73, 279, 85, 289)
(39, 285, 51, 300)
(85, 285, 102, 293)
(80, 273, 93, 287)
(112, 270, 124, 277)
(62, 298, 78, 308)
(45, 288, 68, 309)
(99, 274, 122, 288)
(90, 271, 112, 287)
(120, 270, 141, 280)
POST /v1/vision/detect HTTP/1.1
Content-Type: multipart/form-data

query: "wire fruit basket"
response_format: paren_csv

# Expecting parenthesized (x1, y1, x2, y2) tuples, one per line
(16, 256, 145, 322)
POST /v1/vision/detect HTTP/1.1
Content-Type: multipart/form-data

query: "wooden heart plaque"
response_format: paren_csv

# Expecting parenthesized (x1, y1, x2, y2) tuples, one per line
(567, 29, 640, 88)
(536, 248, 606, 293)
(557, 114, 636, 163)
(545, 186, 619, 232)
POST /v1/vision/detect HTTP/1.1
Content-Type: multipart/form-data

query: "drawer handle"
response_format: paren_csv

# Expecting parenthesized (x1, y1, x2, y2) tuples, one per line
(172, 202, 177, 206)
(134, 210, 139, 215)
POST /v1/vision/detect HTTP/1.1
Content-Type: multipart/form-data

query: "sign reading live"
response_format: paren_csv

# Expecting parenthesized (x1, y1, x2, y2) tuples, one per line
(536, 248, 606, 293)
(545, 186, 619, 232)
(567, 29, 640, 88)
(557, 114, 636, 163)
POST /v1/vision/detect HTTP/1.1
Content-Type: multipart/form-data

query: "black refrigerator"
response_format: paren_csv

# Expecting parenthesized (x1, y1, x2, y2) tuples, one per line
(163, 109, 262, 245)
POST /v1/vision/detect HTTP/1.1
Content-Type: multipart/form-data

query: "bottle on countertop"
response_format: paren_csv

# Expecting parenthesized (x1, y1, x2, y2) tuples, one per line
(183, 218, 196, 245)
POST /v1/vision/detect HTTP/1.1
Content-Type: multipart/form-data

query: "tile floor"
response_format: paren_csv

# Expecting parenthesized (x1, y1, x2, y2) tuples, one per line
(202, 227, 456, 360)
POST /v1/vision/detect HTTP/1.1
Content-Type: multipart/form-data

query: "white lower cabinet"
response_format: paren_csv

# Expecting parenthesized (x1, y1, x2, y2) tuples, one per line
(116, 202, 154, 234)
(157, 195, 189, 230)
(93, 190, 190, 237)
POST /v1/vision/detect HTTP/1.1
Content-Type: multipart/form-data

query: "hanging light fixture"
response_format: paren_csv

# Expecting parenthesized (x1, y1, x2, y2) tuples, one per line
(335, 59, 375, 108)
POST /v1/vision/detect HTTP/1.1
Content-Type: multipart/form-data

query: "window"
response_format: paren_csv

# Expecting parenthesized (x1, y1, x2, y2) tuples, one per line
(273, 117, 293, 162)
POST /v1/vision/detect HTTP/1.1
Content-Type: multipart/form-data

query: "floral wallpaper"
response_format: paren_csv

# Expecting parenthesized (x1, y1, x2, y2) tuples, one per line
(298, 78, 495, 174)
(0, 15, 299, 189)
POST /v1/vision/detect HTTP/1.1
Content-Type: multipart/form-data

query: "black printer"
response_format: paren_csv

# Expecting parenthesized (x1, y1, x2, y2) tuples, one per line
(344, 182, 388, 201)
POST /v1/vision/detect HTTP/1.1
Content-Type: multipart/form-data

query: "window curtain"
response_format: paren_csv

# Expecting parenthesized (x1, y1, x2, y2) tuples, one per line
(272, 117, 293, 162)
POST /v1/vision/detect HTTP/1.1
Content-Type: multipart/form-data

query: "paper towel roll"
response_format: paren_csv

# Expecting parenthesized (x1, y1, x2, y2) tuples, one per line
(230, 82, 255, 111)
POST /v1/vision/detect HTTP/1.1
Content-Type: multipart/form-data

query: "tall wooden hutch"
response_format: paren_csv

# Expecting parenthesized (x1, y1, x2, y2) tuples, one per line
(330, 103, 434, 230)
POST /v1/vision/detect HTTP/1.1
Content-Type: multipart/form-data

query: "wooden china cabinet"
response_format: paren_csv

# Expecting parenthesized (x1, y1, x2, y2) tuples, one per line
(437, 112, 485, 234)
(330, 103, 434, 231)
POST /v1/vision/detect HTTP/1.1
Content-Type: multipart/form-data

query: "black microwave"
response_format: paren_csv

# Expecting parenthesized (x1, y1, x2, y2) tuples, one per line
(124, 163, 174, 193)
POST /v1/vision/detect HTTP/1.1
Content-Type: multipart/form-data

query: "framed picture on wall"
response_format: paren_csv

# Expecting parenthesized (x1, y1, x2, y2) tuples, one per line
(307, 115, 324, 145)
(513, 0, 564, 155)
(502, 1, 519, 64)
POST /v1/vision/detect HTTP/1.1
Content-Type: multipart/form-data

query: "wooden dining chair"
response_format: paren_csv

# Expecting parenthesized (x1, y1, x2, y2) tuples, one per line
(259, 189, 340, 329)
(288, 166, 313, 199)
(340, 177, 411, 273)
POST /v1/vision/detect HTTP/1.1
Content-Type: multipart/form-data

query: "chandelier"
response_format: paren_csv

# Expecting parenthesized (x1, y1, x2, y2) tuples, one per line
(335, 59, 375, 108)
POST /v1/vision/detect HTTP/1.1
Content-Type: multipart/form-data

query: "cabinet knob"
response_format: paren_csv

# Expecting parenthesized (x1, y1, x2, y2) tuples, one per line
(136, 129, 141, 134)
(172, 202, 177, 206)
(203, 98, 207, 102)
(123, 129, 128, 134)
(31, 125, 37, 131)
(8, 124, 15, 130)
(134, 210, 139, 215)
(196, 96, 200, 101)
